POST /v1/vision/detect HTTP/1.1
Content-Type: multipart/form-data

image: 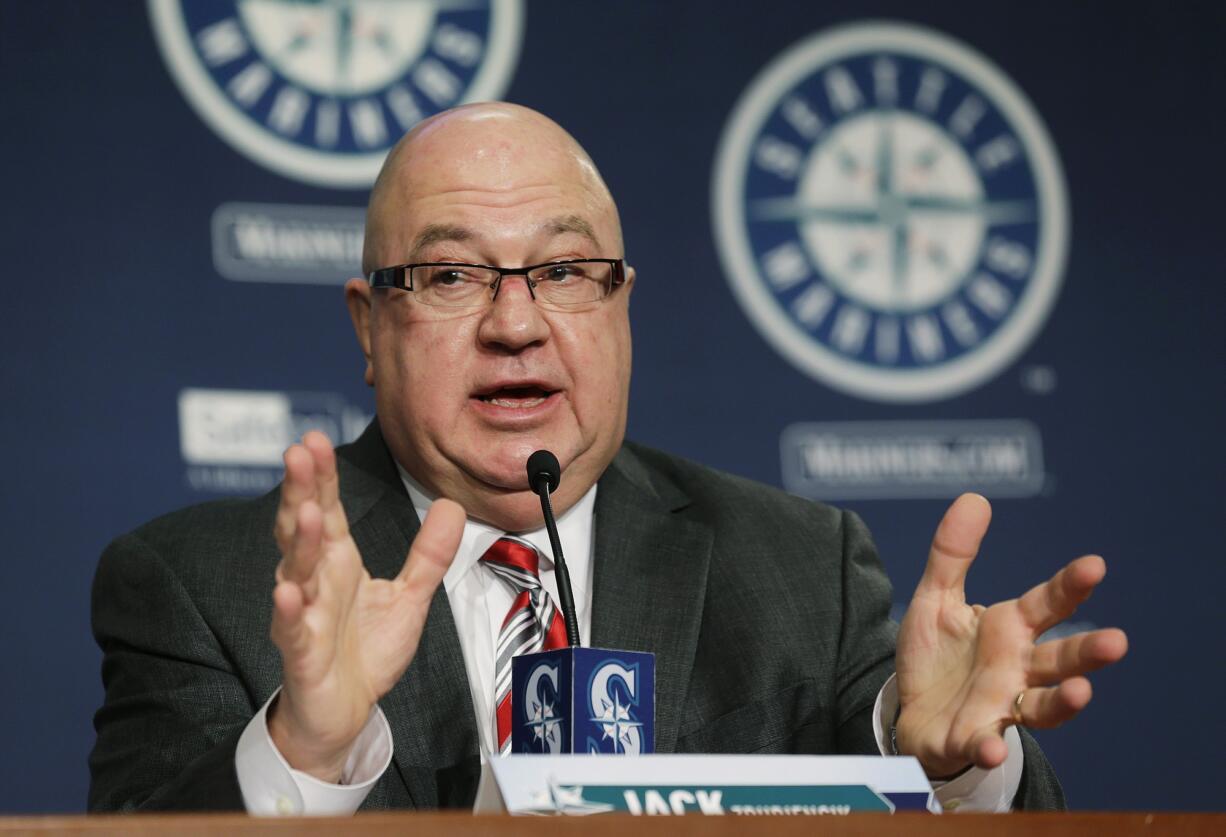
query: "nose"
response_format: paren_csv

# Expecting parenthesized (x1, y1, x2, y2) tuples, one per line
(477, 274, 550, 351)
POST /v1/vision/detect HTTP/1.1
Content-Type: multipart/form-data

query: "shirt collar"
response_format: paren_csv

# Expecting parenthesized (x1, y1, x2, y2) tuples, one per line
(395, 464, 597, 597)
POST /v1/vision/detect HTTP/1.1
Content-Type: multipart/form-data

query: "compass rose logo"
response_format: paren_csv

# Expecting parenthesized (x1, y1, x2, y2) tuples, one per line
(522, 662, 562, 754)
(713, 22, 1068, 402)
(586, 660, 642, 754)
(149, 0, 524, 187)
(523, 783, 614, 816)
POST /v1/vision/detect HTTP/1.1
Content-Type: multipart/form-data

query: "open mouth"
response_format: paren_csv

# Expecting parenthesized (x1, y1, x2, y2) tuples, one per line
(474, 385, 557, 409)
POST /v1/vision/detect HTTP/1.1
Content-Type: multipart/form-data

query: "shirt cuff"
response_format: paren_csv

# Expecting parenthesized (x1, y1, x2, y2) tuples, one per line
(872, 674, 1023, 813)
(235, 688, 393, 816)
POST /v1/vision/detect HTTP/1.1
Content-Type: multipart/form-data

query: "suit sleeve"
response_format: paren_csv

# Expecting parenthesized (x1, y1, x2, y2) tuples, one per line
(1014, 727, 1067, 809)
(89, 532, 251, 812)
(832, 509, 900, 756)
(830, 509, 1067, 810)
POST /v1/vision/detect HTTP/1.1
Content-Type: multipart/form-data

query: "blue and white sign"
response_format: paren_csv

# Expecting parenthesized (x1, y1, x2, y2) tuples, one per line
(781, 418, 1046, 500)
(178, 387, 371, 494)
(211, 201, 367, 284)
(149, 0, 524, 187)
(511, 647, 655, 756)
(713, 22, 1069, 402)
(584, 658, 645, 755)
(477, 755, 938, 815)
(522, 661, 563, 754)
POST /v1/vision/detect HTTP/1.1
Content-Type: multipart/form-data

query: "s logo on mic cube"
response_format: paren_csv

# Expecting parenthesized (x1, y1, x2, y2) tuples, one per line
(512, 647, 655, 755)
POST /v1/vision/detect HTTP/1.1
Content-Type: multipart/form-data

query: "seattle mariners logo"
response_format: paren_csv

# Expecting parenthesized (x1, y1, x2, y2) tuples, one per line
(148, 0, 524, 187)
(522, 662, 562, 754)
(712, 22, 1069, 402)
(587, 660, 642, 755)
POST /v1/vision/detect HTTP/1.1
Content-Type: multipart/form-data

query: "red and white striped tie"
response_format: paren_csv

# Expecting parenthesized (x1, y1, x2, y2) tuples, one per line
(481, 537, 568, 754)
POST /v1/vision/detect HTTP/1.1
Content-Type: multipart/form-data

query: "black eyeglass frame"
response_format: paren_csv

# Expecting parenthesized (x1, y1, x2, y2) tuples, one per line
(366, 258, 627, 306)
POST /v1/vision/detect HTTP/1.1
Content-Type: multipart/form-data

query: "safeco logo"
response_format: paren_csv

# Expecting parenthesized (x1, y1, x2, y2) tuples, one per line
(178, 388, 370, 493)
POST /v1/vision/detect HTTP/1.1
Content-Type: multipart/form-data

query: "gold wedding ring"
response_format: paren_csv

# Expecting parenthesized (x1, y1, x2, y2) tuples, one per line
(1011, 690, 1026, 725)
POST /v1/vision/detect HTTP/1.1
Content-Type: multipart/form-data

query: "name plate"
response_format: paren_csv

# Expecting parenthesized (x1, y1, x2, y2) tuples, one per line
(475, 754, 939, 815)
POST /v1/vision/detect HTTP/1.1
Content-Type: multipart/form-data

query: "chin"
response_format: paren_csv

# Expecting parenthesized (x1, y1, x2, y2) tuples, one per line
(470, 438, 545, 491)
(470, 490, 548, 534)
(457, 436, 590, 531)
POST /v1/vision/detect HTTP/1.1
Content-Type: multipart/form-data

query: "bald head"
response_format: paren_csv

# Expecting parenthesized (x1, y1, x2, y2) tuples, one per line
(362, 102, 622, 274)
(344, 102, 635, 531)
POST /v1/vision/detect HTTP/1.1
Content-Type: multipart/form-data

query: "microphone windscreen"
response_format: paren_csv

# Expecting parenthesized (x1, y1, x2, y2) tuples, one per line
(527, 449, 561, 494)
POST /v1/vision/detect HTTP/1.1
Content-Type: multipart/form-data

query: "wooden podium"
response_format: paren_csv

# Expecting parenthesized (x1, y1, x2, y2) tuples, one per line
(0, 813, 1221, 836)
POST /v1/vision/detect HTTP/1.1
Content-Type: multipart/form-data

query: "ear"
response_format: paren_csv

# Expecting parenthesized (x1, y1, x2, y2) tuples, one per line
(623, 264, 636, 298)
(344, 278, 375, 387)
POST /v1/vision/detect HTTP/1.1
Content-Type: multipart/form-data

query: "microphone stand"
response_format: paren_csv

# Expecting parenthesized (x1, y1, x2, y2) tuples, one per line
(528, 450, 582, 647)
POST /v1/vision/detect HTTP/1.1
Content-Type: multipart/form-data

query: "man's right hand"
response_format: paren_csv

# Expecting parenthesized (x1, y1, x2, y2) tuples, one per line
(267, 430, 465, 782)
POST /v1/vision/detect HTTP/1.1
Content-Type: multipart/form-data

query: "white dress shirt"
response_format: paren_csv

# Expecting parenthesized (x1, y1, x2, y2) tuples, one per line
(235, 471, 1021, 814)
(408, 469, 598, 757)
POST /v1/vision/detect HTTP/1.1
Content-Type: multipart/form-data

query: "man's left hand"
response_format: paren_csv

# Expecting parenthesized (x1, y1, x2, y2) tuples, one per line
(894, 494, 1129, 778)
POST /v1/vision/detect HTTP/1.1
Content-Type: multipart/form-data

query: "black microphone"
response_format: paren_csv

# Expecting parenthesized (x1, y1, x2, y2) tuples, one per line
(512, 450, 655, 754)
(526, 450, 581, 647)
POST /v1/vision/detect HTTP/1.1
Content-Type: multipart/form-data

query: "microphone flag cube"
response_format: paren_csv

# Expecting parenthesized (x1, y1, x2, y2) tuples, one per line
(511, 647, 655, 755)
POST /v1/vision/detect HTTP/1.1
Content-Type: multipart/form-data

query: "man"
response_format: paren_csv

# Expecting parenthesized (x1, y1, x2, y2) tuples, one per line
(90, 103, 1127, 814)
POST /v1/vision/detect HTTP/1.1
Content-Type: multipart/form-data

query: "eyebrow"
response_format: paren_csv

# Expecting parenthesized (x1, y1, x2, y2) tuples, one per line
(545, 214, 601, 248)
(409, 223, 472, 260)
(407, 214, 602, 262)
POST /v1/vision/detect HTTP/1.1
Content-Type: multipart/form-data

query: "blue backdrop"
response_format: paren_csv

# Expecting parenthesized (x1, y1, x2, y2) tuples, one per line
(2, 0, 1223, 813)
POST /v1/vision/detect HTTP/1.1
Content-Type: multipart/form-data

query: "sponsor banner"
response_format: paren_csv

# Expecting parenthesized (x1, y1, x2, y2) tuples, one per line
(781, 419, 1044, 500)
(211, 202, 365, 284)
(178, 387, 371, 493)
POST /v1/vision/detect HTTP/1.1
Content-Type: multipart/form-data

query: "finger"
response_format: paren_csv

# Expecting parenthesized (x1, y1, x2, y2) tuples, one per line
(397, 499, 466, 604)
(1017, 555, 1106, 635)
(270, 580, 310, 660)
(281, 501, 325, 596)
(1018, 677, 1093, 729)
(1028, 628, 1129, 685)
(302, 431, 347, 541)
(967, 727, 1009, 771)
(275, 445, 317, 552)
(915, 493, 992, 597)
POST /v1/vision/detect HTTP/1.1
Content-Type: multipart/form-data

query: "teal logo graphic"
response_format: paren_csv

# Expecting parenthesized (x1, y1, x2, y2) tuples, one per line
(713, 22, 1068, 402)
(149, 0, 523, 187)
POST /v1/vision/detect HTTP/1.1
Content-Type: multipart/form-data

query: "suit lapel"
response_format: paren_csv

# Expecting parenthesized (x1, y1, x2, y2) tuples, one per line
(339, 423, 480, 808)
(590, 446, 713, 754)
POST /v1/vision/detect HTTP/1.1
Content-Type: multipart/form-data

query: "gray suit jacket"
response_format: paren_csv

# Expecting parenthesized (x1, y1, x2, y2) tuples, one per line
(89, 420, 1064, 811)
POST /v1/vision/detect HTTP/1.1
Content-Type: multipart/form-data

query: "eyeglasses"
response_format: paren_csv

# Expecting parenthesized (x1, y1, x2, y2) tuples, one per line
(367, 258, 627, 309)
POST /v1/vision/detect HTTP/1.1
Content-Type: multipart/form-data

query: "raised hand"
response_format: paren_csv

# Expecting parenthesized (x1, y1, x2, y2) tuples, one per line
(267, 431, 465, 782)
(894, 494, 1128, 778)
